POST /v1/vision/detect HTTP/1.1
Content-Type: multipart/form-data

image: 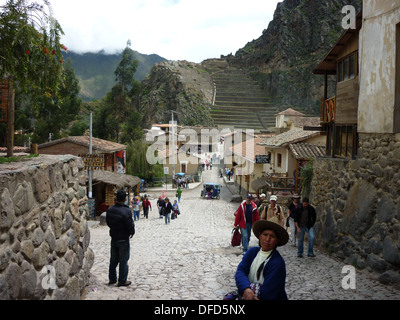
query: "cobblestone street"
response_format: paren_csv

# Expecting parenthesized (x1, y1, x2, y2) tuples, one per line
(83, 167, 399, 300)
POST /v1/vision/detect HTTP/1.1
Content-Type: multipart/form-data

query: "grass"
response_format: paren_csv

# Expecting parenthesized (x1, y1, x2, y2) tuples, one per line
(0, 154, 39, 164)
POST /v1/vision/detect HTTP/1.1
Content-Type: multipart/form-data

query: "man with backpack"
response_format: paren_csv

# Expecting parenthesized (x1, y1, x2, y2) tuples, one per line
(260, 195, 284, 227)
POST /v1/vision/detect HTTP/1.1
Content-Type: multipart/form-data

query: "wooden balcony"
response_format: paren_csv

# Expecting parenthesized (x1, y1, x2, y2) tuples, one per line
(320, 96, 335, 123)
(266, 173, 301, 194)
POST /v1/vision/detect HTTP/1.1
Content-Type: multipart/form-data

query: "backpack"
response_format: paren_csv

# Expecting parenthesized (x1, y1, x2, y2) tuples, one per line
(231, 228, 242, 247)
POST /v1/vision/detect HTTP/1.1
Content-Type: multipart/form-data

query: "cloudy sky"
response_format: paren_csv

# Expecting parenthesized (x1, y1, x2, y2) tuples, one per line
(45, 0, 281, 62)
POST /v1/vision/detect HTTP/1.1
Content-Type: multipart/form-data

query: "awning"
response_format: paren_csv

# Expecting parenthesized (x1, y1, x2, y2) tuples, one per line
(252, 177, 268, 191)
(92, 170, 141, 189)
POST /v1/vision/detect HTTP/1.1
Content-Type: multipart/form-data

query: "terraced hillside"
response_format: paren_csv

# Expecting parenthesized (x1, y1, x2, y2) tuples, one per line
(209, 67, 278, 132)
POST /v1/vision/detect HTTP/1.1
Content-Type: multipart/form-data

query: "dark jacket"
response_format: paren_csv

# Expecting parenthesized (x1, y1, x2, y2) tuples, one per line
(294, 204, 317, 229)
(164, 202, 173, 214)
(106, 202, 135, 240)
(235, 247, 287, 300)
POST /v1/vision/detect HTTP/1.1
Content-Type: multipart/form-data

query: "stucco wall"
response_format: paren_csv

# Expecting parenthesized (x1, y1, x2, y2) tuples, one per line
(358, 2, 400, 133)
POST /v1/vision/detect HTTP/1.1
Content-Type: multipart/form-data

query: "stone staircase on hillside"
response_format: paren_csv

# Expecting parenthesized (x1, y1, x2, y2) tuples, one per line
(209, 68, 277, 132)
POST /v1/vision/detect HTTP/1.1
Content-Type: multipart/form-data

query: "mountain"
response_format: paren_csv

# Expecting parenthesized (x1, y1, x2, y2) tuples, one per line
(137, 60, 215, 128)
(233, 0, 363, 114)
(138, 0, 363, 129)
(64, 50, 167, 101)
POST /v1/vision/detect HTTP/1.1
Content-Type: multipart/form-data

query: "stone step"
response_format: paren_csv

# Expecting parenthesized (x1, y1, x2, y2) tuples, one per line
(209, 66, 275, 130)
(215, 101, 271, 108)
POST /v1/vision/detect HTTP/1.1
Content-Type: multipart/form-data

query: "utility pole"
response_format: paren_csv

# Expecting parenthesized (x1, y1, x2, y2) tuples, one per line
(170, 110, 178, 185)
(88, 111, 93, 199)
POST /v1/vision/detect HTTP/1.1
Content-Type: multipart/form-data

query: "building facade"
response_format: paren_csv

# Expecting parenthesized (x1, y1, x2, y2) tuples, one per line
(311, 1, 400, 284)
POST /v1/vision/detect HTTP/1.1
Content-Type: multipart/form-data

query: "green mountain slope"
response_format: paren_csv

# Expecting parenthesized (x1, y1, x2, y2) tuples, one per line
(64, 50, 167, 101)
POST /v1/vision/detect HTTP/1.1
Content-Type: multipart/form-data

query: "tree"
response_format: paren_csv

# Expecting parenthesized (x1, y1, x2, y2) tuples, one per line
(0, 0, 67, 155)
(126, 138, 164, 180)
(31, 61, 81, 143)
(92, 41, 142, 144)
(111, 41, 140, 142)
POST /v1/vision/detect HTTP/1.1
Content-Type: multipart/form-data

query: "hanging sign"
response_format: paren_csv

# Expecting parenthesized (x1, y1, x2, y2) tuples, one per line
(79, 154, 105, 170)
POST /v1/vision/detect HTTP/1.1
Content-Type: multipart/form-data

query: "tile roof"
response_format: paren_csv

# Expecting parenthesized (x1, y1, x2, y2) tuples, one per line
(289, 117, 321, 129)
(276, 108, 306, 117)
(289, 143, 326, 160)
(38, 136, 127, 153)
(258, 129, 320, 148)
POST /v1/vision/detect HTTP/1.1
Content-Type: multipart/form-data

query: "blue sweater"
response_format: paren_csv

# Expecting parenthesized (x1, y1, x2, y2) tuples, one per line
(235, 247, 288, 300)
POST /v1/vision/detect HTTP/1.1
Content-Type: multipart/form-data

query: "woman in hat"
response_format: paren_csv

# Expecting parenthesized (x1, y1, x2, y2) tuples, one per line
(235, 216, 288, 300)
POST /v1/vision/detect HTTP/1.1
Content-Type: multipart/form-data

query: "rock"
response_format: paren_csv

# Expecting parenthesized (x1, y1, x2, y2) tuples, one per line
(32, 242, 50, 269)
(377, 195, 394, 223)
(4, 263, 22, 299)
(20, 240, 34, 261)
(0, 247, 12, 271)
(0, 188, 15, 231)
(378, 270, 400, 286)
(383, 236, 400, 266)
(55, 236, 69, 256)
(0, 274, 9, 300)
(20, 260, 37, 299)
(100, 212, 107, 226)
(342, 180, 377, 240)
(33, 170, 51, 203)
(54, 258, 70, 288)
(12, 182, 35, 216)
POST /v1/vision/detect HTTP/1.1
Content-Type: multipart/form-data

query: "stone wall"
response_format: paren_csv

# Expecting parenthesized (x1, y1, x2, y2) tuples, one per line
(0, 155, 94, 299)
(310, 133, 400, 285)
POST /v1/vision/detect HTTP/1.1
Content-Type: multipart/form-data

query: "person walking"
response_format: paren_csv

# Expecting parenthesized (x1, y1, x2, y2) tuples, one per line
(260, 195, 284, 226)
(176, 186, 183, 203)
(164, 198, 173, 224)
(142, 194, 152, 219)
(172, 200, 180, 219)
(106, 190, 135, 287)
(132, 197, 141, 221)
(157, 196, 165, 219)
(234, 194, 260, 253)
(287, 194, 300, 247)
(295, 197, 317, 258)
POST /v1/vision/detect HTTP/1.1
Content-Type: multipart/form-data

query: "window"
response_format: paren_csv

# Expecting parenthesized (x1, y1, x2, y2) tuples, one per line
(337, 52, 358, 82)
(277, 153, 282, 168)
(332, 125, 358, 159)
(343, 58, 349, 81)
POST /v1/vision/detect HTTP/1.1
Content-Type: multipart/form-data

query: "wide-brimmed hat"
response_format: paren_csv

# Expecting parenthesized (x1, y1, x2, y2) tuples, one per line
(292, 194, 301, 199)
(253, 216, 289, 246)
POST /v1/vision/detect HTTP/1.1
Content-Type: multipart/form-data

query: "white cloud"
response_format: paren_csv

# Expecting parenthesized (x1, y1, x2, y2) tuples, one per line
(3, 0, 281, 62)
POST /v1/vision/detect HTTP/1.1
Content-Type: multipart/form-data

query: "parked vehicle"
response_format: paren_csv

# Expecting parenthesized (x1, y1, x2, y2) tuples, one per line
(201, 183, 222, 200)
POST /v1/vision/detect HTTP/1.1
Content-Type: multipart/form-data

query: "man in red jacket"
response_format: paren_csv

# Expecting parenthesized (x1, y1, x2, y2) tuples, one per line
(234, 194, 260, 253)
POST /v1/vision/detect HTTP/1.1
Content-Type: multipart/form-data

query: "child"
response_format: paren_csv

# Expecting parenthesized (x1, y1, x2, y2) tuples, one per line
(172, 200, 180, 219)
(132, 197, 141, 221)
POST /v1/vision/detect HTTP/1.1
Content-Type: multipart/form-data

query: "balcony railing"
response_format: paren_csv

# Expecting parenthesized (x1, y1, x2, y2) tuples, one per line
(266, 173, 301, 194)
(320, 96, 336, 123)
